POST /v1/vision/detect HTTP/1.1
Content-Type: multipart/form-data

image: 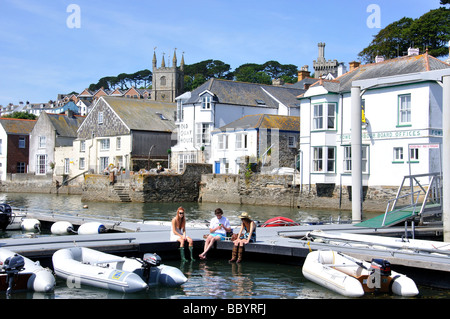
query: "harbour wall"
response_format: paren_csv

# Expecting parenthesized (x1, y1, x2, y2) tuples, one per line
(81, 163, 212, 203)
(0, 166, 403, 212)
(198, 173, 404, 212)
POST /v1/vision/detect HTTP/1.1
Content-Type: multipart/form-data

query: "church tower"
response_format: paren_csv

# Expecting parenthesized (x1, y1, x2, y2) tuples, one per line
(151, 49, 185, 103)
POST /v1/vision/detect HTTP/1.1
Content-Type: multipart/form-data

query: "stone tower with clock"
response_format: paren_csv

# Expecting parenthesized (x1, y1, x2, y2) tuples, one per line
(151, 49, 185, 103)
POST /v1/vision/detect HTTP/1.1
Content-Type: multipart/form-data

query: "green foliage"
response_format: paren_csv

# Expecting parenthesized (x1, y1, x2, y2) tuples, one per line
(359, 8, 450, 63)
(3, 112, 37, 120)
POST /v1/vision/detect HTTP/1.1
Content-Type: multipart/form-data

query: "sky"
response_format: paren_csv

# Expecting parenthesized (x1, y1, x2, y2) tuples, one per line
(0, 0, 446, 106)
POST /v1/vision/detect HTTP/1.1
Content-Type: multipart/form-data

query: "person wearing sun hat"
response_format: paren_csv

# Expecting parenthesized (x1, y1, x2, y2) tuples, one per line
(229, 211, 256, 263)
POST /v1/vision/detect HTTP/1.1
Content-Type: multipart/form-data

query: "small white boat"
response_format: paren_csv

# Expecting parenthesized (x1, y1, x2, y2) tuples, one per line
(0, 248, 55, 293)
(302, 250, 418, 298)
(52, 247, 187, 293)
(307, 230, 450, 256)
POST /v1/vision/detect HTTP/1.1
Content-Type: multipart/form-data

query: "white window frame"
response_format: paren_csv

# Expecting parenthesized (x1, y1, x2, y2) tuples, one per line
(19, 137, 26, 148)
(100, 157, 109, 172)
(36, 154, 47, 175)
(195, 123, 210, 146)
(218, 134, 228, 150)
(236, 133, 248, 150)
(98, 111, 104, 124)
(100, 138, 110, 151)
(398, 94, 411, 126)
(312, 103, 336, 130)
(80, 140, 86, 152)
(79, 157, 85, 170)
(312, 146, 335, 173)
(201, 95, 212, 110)
(288, 135, 296, 148)
(38, 136, 46, 149)
(409, 147, 419, 162)
(393, 147, 404, 162)
(116, 137, 121, 150)
(343, 145, 369, 173)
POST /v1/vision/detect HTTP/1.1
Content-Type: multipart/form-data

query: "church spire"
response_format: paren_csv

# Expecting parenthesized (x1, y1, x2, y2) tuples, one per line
(180, 52, 185, 71)
(152, 48, 157, 69)
(161, 52, 165, 68)
(173, 48, 177, 68)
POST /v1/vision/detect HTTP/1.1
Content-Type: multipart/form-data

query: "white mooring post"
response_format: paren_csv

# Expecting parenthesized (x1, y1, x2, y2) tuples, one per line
(351, 86, 362, 223)
(443, 75, 450, 242)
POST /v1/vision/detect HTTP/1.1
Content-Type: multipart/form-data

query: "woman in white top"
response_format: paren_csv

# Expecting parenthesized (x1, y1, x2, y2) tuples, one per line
(171, 207, 195, 261)
(199, 208, 231, 260)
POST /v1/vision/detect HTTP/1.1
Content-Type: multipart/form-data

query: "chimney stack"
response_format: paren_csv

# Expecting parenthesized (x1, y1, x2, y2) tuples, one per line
(297, 65, 311, 81)
(349, 61, 361, 72)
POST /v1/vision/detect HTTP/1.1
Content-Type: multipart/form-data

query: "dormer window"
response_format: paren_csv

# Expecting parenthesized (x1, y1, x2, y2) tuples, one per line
(202, 95, 212, 109)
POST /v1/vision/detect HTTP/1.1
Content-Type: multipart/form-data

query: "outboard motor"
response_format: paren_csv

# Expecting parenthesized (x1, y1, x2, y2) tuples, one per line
(3, 254, 25, 295)
(0, 204, 12, 231)
(367, 258, 392, 291)
(370, 258, 391, 276)
(140, 253, 161, 283)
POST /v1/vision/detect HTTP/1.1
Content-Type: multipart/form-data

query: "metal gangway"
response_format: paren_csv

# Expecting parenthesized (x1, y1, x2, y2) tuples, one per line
(355, 172, 443, 236)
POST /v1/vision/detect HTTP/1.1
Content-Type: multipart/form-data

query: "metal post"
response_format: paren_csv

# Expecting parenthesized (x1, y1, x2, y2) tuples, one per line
(351, 86, 362, 223)
(443, 75, 450, 242)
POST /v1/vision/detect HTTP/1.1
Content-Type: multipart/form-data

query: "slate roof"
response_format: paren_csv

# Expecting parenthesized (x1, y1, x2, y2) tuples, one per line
(302, 53, 450, 95)
(186, 79, 304, 109)
(0, 118, 36, 135)
(102, 96, 176, 132)
(46, 113, 85, 138)
(214, 114, 300, 133)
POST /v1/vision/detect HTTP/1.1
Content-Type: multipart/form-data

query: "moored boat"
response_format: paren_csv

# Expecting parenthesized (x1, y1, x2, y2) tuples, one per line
(307, 230, 450, 256)
(302, 250, 418, 297)
(0, 248, 55, 293)
(261, 216, 299, 227)
(52, 247, 187, 293)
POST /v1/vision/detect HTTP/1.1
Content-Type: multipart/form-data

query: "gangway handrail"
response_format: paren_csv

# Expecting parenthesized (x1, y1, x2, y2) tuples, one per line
(382, 190, 421, 227)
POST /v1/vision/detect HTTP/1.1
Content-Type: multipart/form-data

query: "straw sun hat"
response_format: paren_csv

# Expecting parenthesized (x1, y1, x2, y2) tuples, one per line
(238, 212, 252, 220)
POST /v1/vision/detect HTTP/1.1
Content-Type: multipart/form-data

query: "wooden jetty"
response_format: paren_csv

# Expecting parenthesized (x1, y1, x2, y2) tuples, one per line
(2, 210, 449, 289)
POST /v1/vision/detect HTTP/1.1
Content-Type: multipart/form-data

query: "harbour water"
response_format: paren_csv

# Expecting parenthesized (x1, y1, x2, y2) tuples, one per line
(0, 193, 448, 300)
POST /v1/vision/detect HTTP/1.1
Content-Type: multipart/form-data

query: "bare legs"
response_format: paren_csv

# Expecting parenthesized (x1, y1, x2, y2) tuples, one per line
(199, 235, 220, 260)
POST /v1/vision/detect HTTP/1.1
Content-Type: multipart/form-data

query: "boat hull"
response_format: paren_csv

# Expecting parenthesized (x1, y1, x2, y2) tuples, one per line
(0, 248, 55, 293)
(302, 250, 418, 297)
(52, 247, 148, 293)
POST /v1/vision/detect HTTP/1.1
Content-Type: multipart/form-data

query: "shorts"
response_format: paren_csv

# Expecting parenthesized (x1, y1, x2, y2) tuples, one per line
(210, 232, 226, 240)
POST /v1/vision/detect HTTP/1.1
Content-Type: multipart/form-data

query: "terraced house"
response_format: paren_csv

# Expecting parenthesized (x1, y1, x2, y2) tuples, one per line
(71, 96, 176, 176)
(0, 118, 36, 181)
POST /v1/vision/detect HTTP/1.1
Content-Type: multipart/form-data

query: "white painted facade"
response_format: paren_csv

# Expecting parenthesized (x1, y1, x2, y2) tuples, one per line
(210, 129, 259, 174)
(299, 79, 444, 188)
(71, 135, 132, 176)
(171, 80, 302, 172)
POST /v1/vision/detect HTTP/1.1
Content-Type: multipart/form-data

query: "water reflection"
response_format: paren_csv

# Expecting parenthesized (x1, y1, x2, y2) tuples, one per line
(0, 192, 371, 225)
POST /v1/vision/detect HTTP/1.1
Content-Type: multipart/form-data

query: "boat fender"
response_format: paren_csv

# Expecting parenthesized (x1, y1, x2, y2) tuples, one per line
(21, 219, 41, 232)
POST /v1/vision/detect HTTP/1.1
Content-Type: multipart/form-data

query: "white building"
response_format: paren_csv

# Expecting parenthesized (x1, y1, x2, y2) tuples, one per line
(298, 51, 450, 191)
(210, 114, 300, 174)
(171, 78, 304, 172)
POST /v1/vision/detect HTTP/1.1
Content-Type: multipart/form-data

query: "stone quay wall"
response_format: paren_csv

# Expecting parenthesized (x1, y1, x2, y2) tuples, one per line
(199, 173, 403, 212)
(82, 163, 212, 203)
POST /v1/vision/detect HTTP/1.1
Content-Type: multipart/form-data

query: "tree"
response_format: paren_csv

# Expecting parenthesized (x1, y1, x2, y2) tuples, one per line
(3, 112, 37, 120)
(358, 8, 450, 63)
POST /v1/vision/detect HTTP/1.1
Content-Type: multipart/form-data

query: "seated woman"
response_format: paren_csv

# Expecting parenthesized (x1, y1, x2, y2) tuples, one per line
(170, 207, 195, 261)
(199, 208, 231, 260)
(229, 212, 256, 263)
